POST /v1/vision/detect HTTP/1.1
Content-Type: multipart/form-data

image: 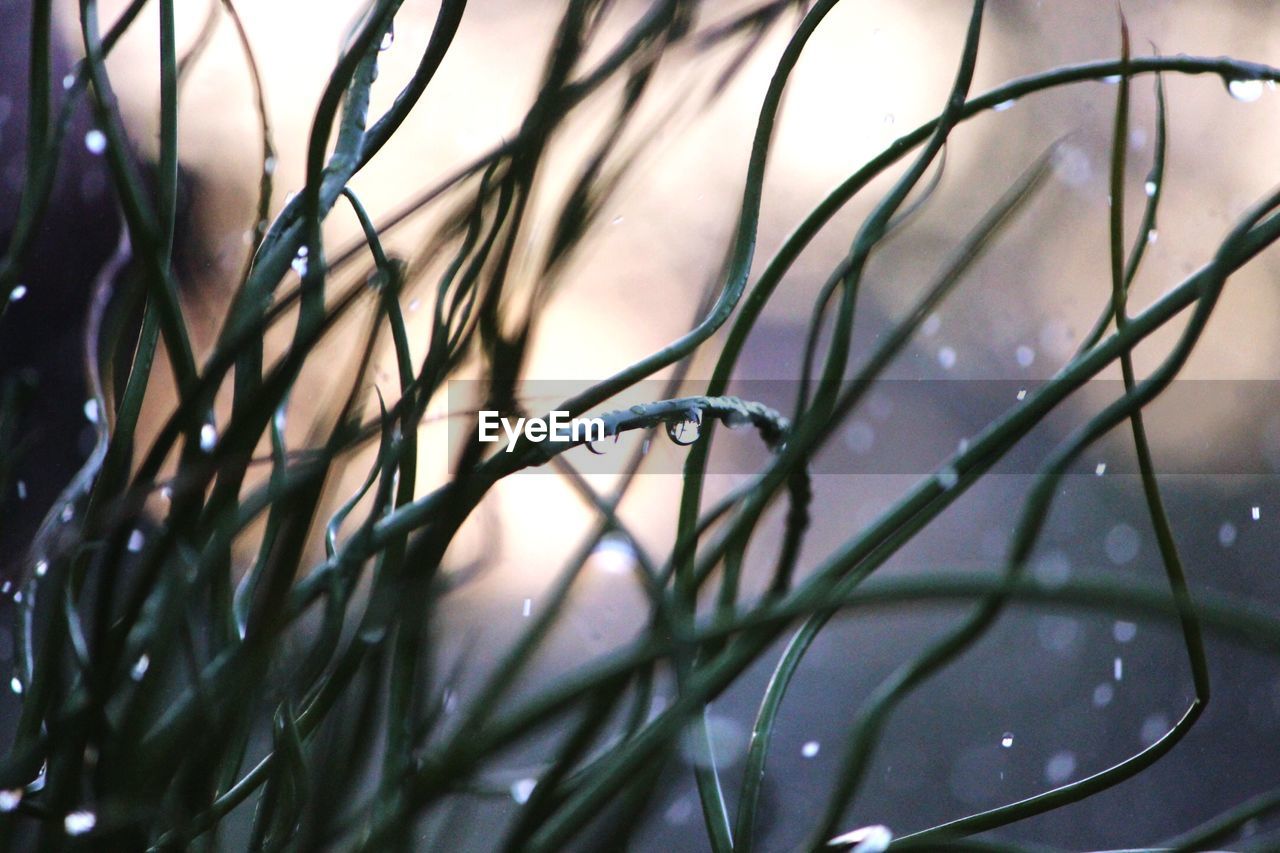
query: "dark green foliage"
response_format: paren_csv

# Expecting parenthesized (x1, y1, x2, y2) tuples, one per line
(4, 1, 1280, 850)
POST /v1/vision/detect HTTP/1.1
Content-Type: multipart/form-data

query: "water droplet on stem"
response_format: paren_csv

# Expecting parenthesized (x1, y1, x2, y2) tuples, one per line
(84, 129, 106, 155)
(1227, 77, 1265, 102)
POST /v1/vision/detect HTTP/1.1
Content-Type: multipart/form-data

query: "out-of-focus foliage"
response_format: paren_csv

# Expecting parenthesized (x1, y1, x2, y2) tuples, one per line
(3, 0, 1280, 850)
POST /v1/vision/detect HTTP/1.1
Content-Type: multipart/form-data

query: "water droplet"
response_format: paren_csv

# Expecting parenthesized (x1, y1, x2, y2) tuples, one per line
(921, 313, 941, 337)
(1000, 732, 1014, 748)
(83, 399, 99, 424)
(291, 245, 309, 276)
(61, 504, 74, 523)
(379, 30, 395, 51)
(827, 824, 892, 852)
(1112, 620, 1137, 643)
(358, 624, 386, 644)
(591, 533, 638, 575)
(84, 129, 106, 155)
(263, 156, 277, 175)
(936, 466, 959, 490)
(1093, 682, 1114, 708)
(127, 529, 145, 553)
(1252, 505, 1261, 521)
(610, 215, 624, 225)
(666, 413, 701, 446)
(130, 654, 150, 681)
(844, 421, 875, 455)
(993, 99, 1016, 112)
(34, 560, 47, 578)
(9, 677, 21, 694)
(802, 740, 820, 758)
(9, 284, 26, 301)
(0, 789, 21, 812)
(1227, 77, 1265, 102)
(1146, 229, 1158, 245)
(1144, 180, 1157, 198)
(1101, 74, 1121, 84)
(1114, 656, 1124, 681)
(15, 481, 26, 500)
(1016, 388, 1027, 401)
(1104, 523, 1140, 565)
(1218, 521, 1238, 547)
(937, 346, 956, 370)
(199, 423, 217, 452)
(407, 298, 420, 313)
(62, 73, 75, 91)
(1095, 462, 1107, 476)
(1045, 751, 1076, 784)
(1015, 345, 1035, 367)
(64, 811, 96, 836)
(522, 597, 532, 617)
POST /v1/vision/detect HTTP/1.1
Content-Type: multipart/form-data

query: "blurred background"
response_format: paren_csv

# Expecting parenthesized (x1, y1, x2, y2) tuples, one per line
(3, 0, 1280, 848)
